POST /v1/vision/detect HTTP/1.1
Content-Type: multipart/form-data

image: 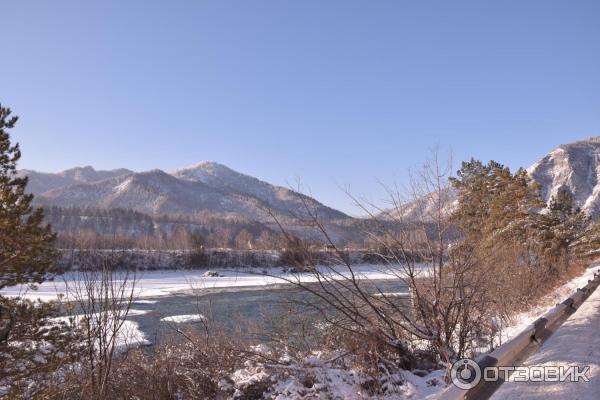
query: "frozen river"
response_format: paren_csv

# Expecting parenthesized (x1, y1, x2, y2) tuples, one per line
(1, 264, 410, 300)
(2, 265, 414, 346)
(129, 279, 408, 344)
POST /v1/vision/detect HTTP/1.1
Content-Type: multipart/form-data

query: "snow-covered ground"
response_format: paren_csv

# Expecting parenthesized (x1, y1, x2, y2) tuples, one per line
(226, 347, 448, 400)
(490, 266, 600, 399)
(0, 264, 413, 301)
(498, 262, 600, 344)
(425, 262, 600, 400)
(424, 263, 600, 399)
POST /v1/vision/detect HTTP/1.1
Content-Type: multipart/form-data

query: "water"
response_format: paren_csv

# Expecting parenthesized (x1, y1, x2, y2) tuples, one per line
(126, 279, 409, 345)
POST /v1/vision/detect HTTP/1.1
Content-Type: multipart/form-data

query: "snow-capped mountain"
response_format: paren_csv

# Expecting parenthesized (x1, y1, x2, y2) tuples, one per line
(18, 166, 133, 195)
(172, 161, 346, 221)
(376, 187, 458, 222)
(23, 162, 348, 223)
(379, 136, 600, 220)
(24, 136, 600, 226)
(528, 136, 600, 217)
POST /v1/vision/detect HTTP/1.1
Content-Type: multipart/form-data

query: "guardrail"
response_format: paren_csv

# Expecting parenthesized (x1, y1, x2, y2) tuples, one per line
(439, 269, 600, 400)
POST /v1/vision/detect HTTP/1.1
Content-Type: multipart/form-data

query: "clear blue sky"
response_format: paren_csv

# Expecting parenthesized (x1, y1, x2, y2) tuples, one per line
(2, 1, 600, 214)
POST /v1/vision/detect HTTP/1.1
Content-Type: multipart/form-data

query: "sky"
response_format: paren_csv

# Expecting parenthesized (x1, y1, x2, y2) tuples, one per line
(2, 1, 600, 215)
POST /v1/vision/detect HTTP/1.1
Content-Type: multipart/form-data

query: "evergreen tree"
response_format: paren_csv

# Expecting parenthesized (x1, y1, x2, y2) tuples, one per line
(0, 104, 57, 290)
(0, 104, 75, 396)
(450, 159, 544, 249)
(538, 188, 590, 274)
(449, 159, 555, 318)
(450, 158, 596, 310)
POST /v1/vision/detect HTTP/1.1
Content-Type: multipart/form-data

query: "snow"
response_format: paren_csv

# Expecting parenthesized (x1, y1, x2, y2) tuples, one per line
(160, 314, 205, 324)
(125, 309, 150, 316)
(5, 262, 597, 398)
(426, 263, 600, 399)
(30, 160, 348, 223)
(527, 137, 600, 216)
(374, 291, 411, 297)
(133, 299, 158, 304)
(490, 268, 600, 399)
(0, 264, 415, 301)
(228, 353, 446, 400)
(498, 262, 600, 345)
(52, 312, 149, 350)
(112, 320, 149, 349)
(114, 177, 132, 194)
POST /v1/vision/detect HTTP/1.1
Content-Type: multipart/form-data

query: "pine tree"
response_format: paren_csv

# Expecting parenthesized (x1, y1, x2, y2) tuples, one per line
(450, 158, 594, 299)
(538, 188, 590, 274)
(1, 103, 59, 345)
(0, 104, 57, 290)
(0, 104, 75, 396)
(449, 159, 550, 315)
(450, 159, 543, 248)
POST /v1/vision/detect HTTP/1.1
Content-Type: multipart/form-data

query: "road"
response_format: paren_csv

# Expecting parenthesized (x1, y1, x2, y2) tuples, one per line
(491, 280, 600, 399)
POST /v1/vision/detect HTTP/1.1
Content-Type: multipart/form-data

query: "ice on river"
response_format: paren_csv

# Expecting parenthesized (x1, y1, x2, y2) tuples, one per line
(1, 264, 417, 301)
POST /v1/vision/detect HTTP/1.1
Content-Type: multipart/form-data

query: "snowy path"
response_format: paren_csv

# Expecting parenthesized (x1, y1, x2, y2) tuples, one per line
(491, 279, 600, 399)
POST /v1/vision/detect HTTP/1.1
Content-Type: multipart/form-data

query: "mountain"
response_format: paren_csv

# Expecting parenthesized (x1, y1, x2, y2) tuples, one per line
(172, 161, 347, 221)
(528, 136, 600, 217)
(379, 136, 600, 220)
(24, 163, 348, 224)
(26, 136, 600, 234)
(376, 187, 458, 222)
(18, 166, 133, 195)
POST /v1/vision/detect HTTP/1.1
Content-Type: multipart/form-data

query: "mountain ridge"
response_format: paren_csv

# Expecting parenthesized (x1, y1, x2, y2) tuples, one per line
(23, 162, 349, 223)
(378, 136, 600, 220)
(21, 136, 600, 226)
(528, 135, 600, 216)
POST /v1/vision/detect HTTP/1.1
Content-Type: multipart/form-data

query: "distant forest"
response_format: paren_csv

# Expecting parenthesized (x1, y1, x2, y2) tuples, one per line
(43, 206, 412, 251)
(43, 206, 293, 250)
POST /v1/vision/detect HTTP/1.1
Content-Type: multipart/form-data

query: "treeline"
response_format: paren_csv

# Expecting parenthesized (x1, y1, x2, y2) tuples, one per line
(56, 247, 384, 271)
(43, 206, 403, 251)
(44, 206, 293, 250)
(44, 206, 433, 252)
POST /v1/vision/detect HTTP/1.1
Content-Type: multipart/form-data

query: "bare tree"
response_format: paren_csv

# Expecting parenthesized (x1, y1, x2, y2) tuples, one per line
(266, 150, 498, 374)
(64, 251, 139, 399)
